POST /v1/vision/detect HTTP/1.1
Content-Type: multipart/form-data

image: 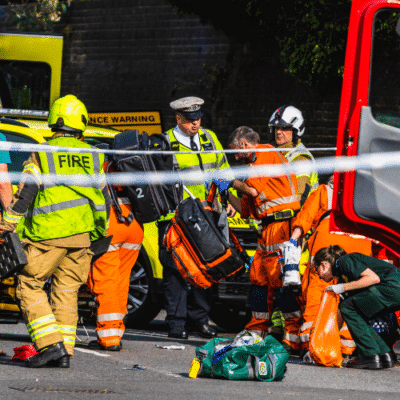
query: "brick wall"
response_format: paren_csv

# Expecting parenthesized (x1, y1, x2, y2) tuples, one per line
(2, 0, 341, 153)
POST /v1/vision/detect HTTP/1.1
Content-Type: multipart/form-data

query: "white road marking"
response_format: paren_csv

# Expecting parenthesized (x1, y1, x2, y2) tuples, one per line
(74, 347, 110, 357)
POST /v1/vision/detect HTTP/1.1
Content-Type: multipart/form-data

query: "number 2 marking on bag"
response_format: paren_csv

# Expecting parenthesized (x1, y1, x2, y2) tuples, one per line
(136, 188, 144, 198)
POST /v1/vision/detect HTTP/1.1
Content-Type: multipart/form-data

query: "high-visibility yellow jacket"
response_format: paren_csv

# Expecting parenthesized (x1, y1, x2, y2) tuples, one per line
(20, 136, 108, 241)
(159, 127, 230, 220)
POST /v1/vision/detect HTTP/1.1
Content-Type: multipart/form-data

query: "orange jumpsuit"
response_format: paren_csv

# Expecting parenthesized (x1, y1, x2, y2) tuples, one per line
(240, 144, 301, 347)
(292, 182, 372, 354)
(87, 170, 144, 348)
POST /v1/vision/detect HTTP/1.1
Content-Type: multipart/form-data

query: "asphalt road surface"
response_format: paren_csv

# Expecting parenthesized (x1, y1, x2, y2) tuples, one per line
(0, 311, 399, 400)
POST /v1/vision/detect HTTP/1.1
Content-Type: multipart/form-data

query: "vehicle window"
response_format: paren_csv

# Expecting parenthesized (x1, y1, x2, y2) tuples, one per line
(0, 131, 39, 179)
(370, 10, 400, 126)
(0, 60, 51, 111)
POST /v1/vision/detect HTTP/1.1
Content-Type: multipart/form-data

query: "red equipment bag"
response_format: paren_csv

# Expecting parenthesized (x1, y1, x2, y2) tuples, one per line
(165, 184, 248, 288)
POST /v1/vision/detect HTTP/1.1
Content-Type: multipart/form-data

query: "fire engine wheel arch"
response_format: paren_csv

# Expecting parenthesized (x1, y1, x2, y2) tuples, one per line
(123, 247, 162, 328)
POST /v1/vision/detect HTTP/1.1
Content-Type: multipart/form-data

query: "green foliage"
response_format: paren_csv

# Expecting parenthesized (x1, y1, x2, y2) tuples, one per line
(166, 0, 352, 91)
(8, 0, 77, 32)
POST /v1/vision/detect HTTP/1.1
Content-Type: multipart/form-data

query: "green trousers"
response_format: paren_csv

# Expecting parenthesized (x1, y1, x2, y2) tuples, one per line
(339, 278, 400, 357)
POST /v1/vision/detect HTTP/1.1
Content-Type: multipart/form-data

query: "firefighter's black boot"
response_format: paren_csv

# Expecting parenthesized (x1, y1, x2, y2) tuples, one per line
(25, 342, 68, 368)
(47, 355, 70, 368)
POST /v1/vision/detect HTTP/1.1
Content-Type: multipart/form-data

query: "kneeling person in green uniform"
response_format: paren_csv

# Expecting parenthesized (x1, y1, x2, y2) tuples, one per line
(314, 245, 400, 370)
(0, 95, 111, 368)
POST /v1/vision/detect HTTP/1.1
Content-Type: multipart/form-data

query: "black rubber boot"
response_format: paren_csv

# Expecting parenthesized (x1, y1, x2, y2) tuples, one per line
(25, 342, 68, 368)
(88, 340, 122, 351)
(47, 355, 70, 368)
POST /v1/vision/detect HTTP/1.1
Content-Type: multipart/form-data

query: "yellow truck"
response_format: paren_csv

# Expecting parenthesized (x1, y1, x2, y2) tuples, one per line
(0, 32, 255, 331)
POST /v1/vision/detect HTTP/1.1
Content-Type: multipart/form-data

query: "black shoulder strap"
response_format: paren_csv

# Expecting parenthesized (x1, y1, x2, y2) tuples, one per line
(317, 209, 331, 227)
(106, 161, 134, 224)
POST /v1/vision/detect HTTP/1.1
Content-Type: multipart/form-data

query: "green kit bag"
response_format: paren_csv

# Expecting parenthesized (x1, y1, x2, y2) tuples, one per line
(195, 331, 289, 381)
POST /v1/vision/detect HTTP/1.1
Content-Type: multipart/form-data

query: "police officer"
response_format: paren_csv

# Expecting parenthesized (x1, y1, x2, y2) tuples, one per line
(157, 96, 233, 339)
(314, 245, 400, 369)
(268, 105, 319, 202)
(0, 95, 111, 368)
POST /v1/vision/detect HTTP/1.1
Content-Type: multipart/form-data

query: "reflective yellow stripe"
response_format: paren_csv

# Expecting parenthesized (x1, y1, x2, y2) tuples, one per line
(63, 337, 76, 345)
(31, 324, 60, 341)
(23, 163, 42, 184)
(59, 325, 76, 345)
(59, 325, 76, 335)
(27, 315, 57, 333)
(3, 212, 23, 224)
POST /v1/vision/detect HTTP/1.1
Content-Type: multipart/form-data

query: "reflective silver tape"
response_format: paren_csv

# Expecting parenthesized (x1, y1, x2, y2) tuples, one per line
(26, 198, 106, 218)
(97, 329, 124, 338)
(283, 333, 301, 343)
(97, 313, 125, 322)
(300, 333, 310, 342)
(252, 311, 270, 320)
(341, 339, 356, 347)
(282, 310, 302, 319)
(121, 243, 142, 250)
(300, 321, 313, 332)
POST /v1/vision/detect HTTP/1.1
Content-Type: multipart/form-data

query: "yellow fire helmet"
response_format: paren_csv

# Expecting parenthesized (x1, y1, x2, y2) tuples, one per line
(48, 94, 88, 133)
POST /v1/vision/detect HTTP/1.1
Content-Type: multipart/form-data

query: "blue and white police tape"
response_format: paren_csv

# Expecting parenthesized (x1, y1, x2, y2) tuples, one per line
(0, 140, 334, 156)
(0, 150, 399, 186)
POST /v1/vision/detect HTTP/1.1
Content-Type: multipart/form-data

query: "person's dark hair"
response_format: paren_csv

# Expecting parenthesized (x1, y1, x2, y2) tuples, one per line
(313, 245, 347, 274)
(228, 126, 260, 147)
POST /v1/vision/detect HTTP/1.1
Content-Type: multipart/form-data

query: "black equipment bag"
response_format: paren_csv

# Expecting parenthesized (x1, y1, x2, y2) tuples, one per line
(108, 130, 182, 225)
(0, 232, 28, 279)
(165, 184, 248, 288)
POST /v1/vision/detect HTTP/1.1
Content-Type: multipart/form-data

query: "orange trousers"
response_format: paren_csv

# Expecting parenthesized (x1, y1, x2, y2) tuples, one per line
(87, 204, 144, 347)
(245, 220, 302, 349)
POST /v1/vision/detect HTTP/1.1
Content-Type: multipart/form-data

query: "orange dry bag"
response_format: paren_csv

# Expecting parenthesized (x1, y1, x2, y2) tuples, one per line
(309, 290, 343, 367)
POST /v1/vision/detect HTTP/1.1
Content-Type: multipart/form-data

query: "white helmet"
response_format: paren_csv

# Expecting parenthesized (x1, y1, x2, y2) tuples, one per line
(268, 105, 305, 137)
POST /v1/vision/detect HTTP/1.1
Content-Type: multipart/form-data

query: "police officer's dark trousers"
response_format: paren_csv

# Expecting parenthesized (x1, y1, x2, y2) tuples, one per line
(158, 221, 211, 332)
(339, 273, 400, 357)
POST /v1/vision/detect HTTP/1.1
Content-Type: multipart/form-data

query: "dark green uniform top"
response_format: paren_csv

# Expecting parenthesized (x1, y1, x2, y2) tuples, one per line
(337, 253, 400, 357)
(336, 253, 400, 314)
(336, 253, 396, 284)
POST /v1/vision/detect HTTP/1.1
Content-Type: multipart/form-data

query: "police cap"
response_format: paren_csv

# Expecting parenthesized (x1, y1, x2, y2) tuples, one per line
(170, 97, 204, 120)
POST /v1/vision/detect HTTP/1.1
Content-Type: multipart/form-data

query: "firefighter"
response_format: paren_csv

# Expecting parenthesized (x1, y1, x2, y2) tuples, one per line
(87, 162, 144, 351)
(215, 126, 301, 344)
(314, 246, 400, 369)
(268, 105, 319, 202)
(0, 95, 111, 368)
(157, 96, 233, 339)
(288, 175, 372, 356)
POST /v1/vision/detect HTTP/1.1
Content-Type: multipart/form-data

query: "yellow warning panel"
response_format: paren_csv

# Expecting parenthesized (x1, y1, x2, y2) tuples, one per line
(89, 111, 162, 134)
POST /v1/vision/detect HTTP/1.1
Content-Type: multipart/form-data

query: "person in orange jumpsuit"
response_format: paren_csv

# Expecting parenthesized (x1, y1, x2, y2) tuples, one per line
(87, 163, 144, 351)
(289, 175, 373, 356)
(215, 126, 302, 345)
